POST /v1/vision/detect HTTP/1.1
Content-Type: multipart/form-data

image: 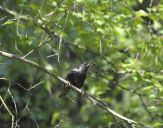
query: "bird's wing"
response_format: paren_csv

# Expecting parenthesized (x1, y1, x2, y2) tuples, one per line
(65, 70, 76, 80)
(66, 70, 83, 87)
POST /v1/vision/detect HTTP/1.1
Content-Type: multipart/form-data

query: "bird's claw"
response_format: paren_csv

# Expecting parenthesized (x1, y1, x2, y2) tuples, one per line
(65, 81, 71, 88)
(81, 89, 85, 96)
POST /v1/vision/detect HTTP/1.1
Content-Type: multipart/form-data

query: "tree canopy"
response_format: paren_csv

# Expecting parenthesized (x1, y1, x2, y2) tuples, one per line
(0, 0, 163, 128)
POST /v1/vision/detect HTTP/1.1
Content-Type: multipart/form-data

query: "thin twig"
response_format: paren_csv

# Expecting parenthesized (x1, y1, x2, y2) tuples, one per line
(36, 0, 45, 17)
(99, 37, 102, 55)
(0, 95, 15, 128)
(0, 5, 31, 21)
(139, 95, 154, 121)
(23, 37, 51, 58)
(8, 84, 18, 120)
(26, 106, 40, 128)
(28, 80, 45, 91)
(57, 34, 62, 63)
(17, 98, 30, 123)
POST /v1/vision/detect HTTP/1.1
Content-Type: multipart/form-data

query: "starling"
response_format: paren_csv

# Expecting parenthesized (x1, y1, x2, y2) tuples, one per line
(59, 63, 90, 98)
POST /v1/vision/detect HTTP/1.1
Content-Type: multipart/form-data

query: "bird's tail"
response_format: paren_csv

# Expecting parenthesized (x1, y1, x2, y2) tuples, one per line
(59, 88, 69, 98)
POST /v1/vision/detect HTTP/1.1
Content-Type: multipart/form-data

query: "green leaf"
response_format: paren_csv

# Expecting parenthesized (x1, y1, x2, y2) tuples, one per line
(153, 122, 163, 128)
(142, 86, 153, 93)
(2, 20, 14, 26)
(51, 113, 59, 124)
(135, 10, 148, 17)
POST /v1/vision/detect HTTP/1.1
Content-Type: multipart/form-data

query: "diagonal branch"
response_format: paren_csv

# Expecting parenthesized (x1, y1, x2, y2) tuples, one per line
(139, 95, 154, 120)
(0, 95, 15, 128)
(0, 50, 148, 127)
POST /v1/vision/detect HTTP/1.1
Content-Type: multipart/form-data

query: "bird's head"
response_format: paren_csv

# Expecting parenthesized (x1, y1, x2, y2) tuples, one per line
(79, 62, 94, 72)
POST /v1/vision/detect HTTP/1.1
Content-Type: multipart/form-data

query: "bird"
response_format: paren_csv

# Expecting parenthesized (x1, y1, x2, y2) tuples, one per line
(59, 63, 91, 98)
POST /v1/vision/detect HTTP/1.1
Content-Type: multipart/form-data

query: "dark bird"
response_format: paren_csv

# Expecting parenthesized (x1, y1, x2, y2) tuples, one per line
(59, 63, 91, 98)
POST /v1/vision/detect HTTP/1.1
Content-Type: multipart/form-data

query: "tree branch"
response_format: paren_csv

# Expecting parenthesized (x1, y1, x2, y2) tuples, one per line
(0, 5, 31, 21)
(139, 95, 154, 121)
(0, 50, 148, 127)
(0, 95, 15, 128)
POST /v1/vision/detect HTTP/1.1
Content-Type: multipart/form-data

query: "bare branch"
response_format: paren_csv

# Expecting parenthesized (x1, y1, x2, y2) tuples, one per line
(0, 95, 15, 128)
(28, 80, 45, 91)
(0, 5, 31, 21)
(23, 37, 51, 58)
(139, 95, 154, 121)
